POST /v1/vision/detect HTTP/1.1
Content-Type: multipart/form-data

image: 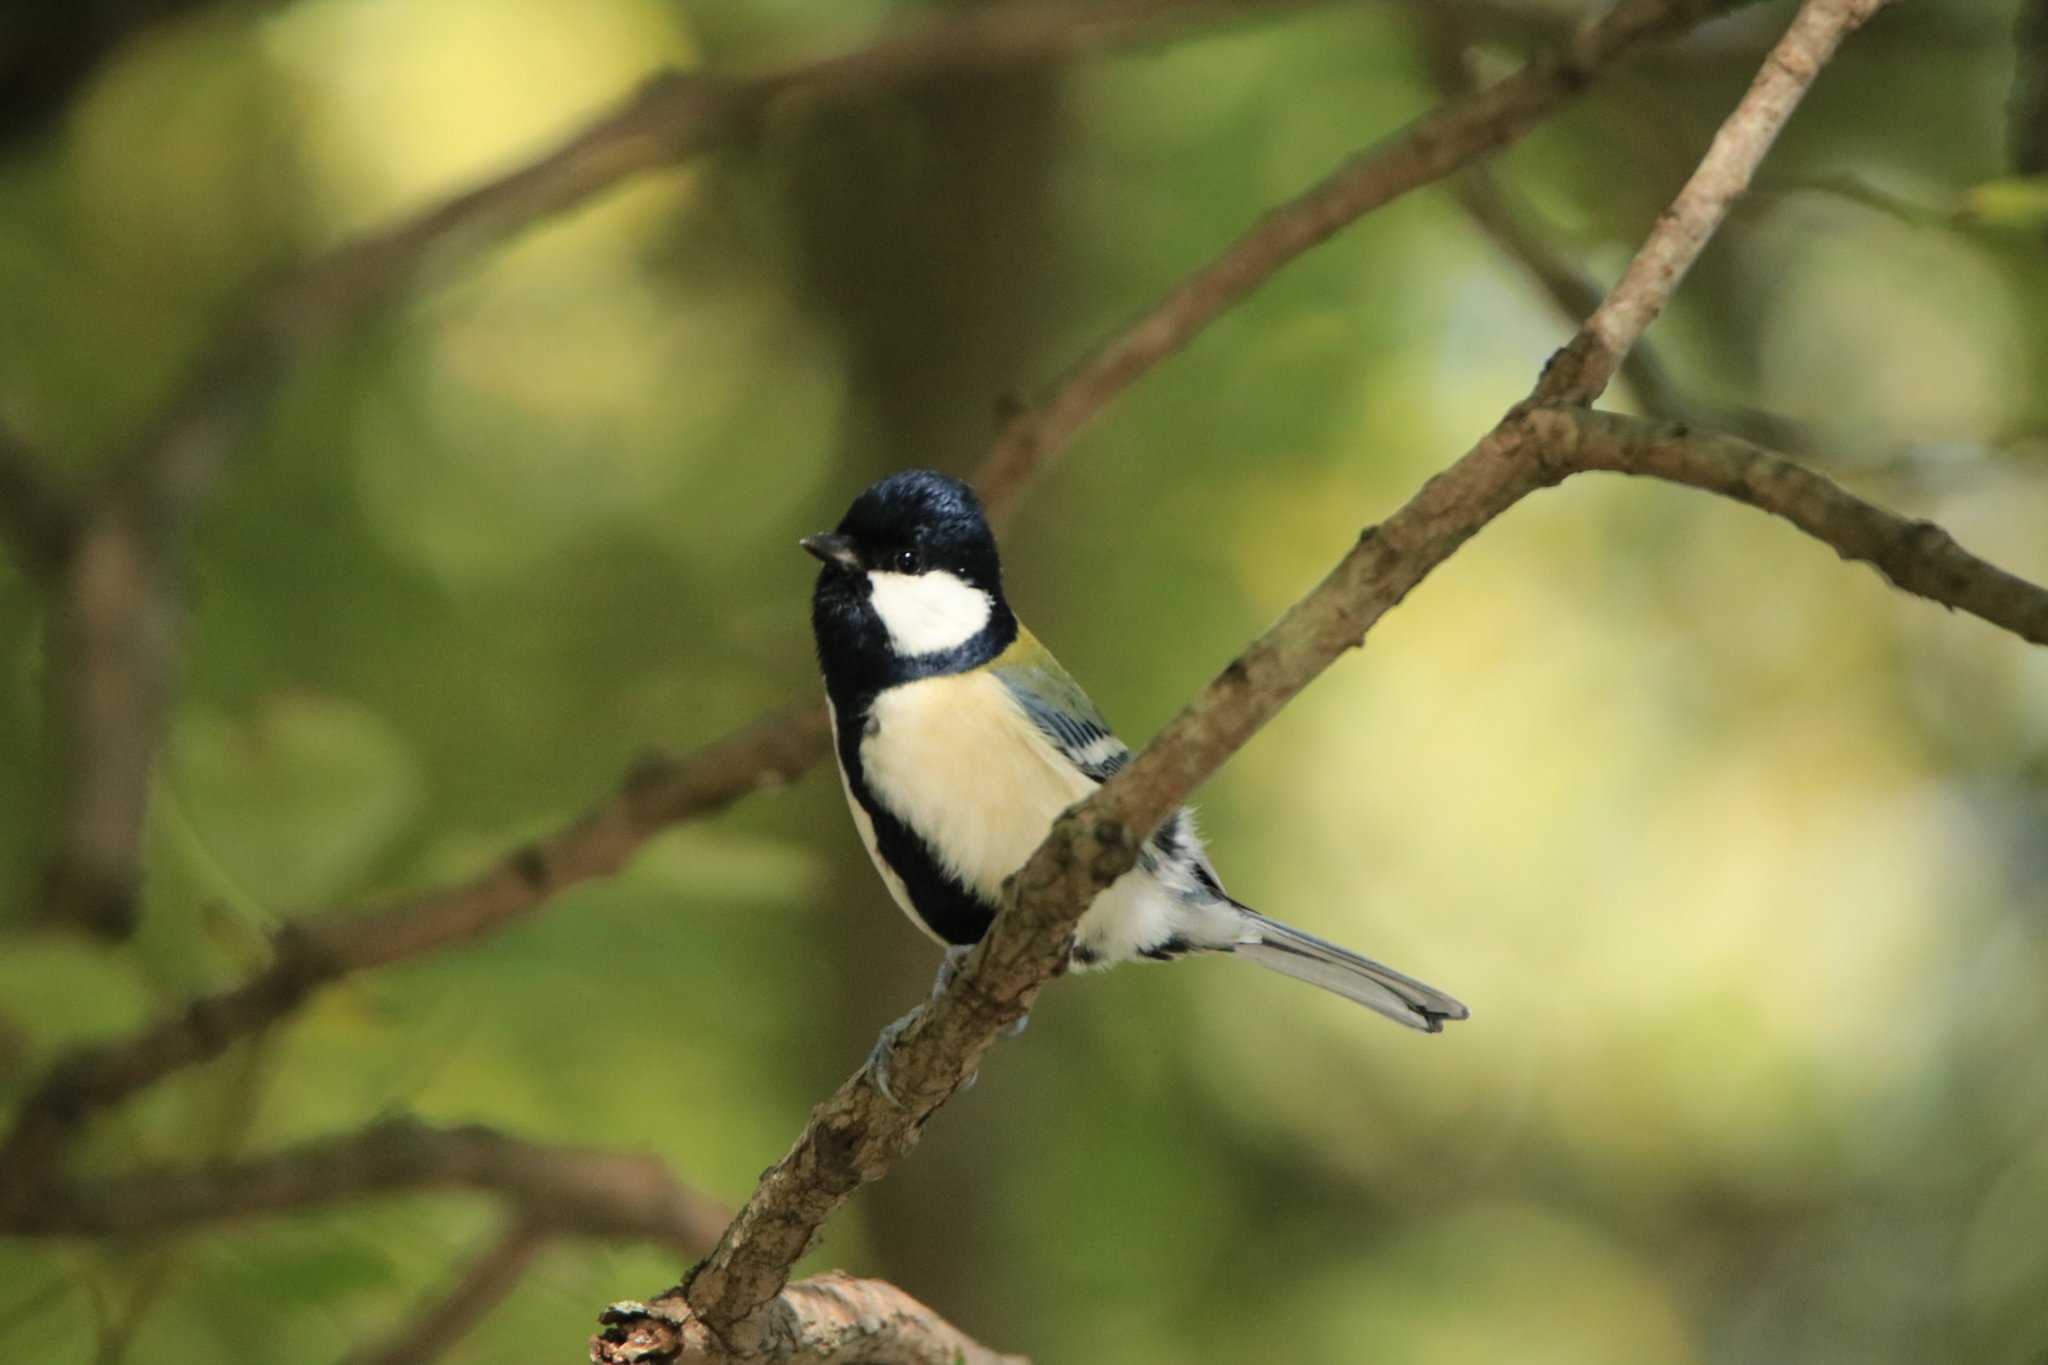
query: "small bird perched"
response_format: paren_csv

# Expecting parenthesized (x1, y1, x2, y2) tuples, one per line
(804, 470, 1466, 1094)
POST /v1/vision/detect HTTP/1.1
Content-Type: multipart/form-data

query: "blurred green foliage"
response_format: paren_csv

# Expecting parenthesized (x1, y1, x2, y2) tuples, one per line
(3, 1, 2047, 1361)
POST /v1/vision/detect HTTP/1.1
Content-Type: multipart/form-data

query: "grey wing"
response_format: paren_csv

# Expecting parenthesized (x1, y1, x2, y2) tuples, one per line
(994, 660, 1132, 784)
(995, 657, 1234, 907)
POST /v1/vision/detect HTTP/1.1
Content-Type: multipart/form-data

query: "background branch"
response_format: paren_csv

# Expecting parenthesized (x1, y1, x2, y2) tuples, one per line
(1422, 3, 2010, 492)
(974, 0, 1734, 512)
(2, 1117, 729, 1251)
(2012, 0, 2048, 174)
(346, 1218, 548, 1365)
(234, 0, 1274, 363)
(40, 494, 183, 937)
(1452, 170, 1701, 416)
(0, 703, 829, 1201)
(1418, 9, 1701, 423)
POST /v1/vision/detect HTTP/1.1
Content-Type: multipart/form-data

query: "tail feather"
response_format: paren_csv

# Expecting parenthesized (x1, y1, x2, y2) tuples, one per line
(1233, 910, 1469, 1034)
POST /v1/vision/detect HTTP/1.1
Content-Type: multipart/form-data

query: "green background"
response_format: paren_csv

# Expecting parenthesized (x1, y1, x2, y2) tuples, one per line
(3, 1, 2046, 1361)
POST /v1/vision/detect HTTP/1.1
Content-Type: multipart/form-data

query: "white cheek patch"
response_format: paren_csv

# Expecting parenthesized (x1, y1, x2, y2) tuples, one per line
(867, 570, 993, 657)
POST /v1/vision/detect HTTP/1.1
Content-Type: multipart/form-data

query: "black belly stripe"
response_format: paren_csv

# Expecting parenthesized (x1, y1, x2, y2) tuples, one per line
(831, 688, 998, 947)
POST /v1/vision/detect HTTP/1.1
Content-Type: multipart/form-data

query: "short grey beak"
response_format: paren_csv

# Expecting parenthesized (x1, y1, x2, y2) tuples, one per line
(800, 533, 860, 570)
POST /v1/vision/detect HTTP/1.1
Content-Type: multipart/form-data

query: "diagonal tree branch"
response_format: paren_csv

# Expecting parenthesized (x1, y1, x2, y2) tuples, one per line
(0, 1116, 729, 1250)
(603, 1, 1937, 1356)
(349, 1217, 548, 1365)
(0, 703, 829, 1204)
(4, 0, 1736, 1187)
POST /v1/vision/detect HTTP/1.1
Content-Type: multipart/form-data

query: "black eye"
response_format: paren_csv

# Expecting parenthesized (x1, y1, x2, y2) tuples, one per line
(894, 548, 924, 574)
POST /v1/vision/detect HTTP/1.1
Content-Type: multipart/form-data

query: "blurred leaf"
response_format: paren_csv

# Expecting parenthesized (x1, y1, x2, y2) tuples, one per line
(0, 940, 153, 1076)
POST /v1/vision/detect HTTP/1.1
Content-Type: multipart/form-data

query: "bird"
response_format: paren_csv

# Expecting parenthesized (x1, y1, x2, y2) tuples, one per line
(802, 469, 1467, 1097)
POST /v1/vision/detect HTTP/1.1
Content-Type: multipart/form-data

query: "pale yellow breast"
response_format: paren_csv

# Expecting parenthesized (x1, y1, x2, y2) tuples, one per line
(861, 670, 1093, 902)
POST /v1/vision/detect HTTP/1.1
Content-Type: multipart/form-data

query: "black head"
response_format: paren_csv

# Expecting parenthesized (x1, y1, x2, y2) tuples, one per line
(806, 469, 1002, 588)
(803, 470, 1016, 698)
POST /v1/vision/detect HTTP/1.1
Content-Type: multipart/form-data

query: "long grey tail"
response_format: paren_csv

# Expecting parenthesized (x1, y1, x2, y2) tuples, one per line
(1233, 909, 1469, 1034)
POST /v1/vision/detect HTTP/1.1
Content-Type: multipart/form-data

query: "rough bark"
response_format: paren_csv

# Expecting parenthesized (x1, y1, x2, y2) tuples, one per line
(595, 1276, 1027, 1365)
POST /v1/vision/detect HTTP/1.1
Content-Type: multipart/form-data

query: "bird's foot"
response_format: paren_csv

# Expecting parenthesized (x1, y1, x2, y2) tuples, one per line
(931, 943, 974, 997)
(865, 946, 1030, 1106)
(864, 1002, 925, 1108)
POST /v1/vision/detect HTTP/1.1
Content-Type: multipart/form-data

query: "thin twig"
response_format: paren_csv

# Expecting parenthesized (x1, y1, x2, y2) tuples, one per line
(348, 1217, 549, 1365)
(233, 0, 1280, 367)
(36, 496, 204, 934)
(1527, 407, 2048, 643)
(89, 1251, 177, 1365)
(1537, 0, 1895, 404)
(1435, 96, 2031, 495)
(2, 1117, 729, 1251)
(1417, 9, 1698, 422)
